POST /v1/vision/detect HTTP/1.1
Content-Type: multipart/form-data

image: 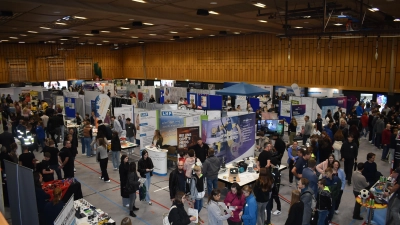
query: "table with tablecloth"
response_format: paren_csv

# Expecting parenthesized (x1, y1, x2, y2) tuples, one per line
(42, 179, 83, 202)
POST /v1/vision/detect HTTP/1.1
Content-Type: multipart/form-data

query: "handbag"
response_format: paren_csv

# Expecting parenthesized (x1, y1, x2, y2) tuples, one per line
(310, 211, 319, 225)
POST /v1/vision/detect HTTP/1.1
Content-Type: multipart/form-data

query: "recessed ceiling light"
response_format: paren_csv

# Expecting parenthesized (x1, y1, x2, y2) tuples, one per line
(210, 2, 217, 4)
(170, 31, 178, 33)
(209, 11, 219, 15)
(253, 3, 266, 8)
(101, 31, 110, 33)
(170, 39, 175, 40)
(61, 43, 64, 45)
(19, 42, 25, 43)
(368, 8, 379, 12)
(132, 0, 146, 3)
(85, 34, 94, 36)
(103, 40, 109, 42)
(139, 41, 144, 44)
(194, 28, 203, 30)
(20, 34, 27, 36)
(9, 37, 18, 39)
(1, 40, 9, 41)
(120, 27, 130, 30)
(40, 27, 51, 29)
(209, 34, 215, 36)
(55, 22, 67, 25)
(27, 31, 38, 33)
(334, 23, 343, 26)
(188, 37, 193, 38)
(394, 18, 400, 22)
(143, 23, 153, 25)
(233, 32, 240, 34)
(60, 38, 68, 41)
(303, 16, 311, 18)
(74, 16, 87, 19)
(258, 20, 267, 23)
(149, 34, 157, 36)
(97, 43, 102, 45)
(131, 36, 138, 38)
(72, 37, 79, 38)
(294, 26, 303, 29)
(54, 11, 60, 14)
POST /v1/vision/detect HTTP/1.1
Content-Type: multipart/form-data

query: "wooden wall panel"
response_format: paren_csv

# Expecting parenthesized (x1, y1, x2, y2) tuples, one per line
(123, 34, 400, 92)
(0, 44, 123, 82)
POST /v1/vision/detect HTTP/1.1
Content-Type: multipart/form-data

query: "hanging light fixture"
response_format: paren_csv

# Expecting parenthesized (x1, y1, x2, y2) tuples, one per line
(288, 39, 291, 61)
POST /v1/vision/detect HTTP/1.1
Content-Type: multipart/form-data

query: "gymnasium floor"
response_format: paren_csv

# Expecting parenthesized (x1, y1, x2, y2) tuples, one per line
(5, 135, 391, 225)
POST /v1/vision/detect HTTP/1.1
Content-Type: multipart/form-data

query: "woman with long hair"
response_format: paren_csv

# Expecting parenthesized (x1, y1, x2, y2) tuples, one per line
(97, 138, 110, 182)
(168, 191, 197, 225)
(253, 168, 274, 225)
(43, 187, 65, 225)
(223, 182, 245, 225)
(318, 131, 332, 163)
(284, 190, 304, 225)
(207, 189, 233, 225)
(119, 154, 130, 207)
(316, 154, 335, 175)
(138, 150, 154, 205)
(152, 129, 163, 147)
(332, 160, 346, 214)
(127, 162, 140, 217)
(239, 185, 257, 225)
(332, 130, 344, 161)
(288, 118, 297, 145)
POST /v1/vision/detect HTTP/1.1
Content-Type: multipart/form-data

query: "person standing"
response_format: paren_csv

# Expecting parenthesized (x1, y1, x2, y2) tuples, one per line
(333, 107, 342, 126)
(125, 118, 136, 144)
(83, 121, 92, 157)
(360, 112, 369, 138)
(207, 189, 234, 225)
(138, 150, 154, 205)
(97, 138, 110, 182)
(203, 148, 221, 196)
(43, 140, 61, 180)
(47, 113, 60, 148)
(284, 190, 304, 225)
(332, 131, 344, 162)
(288, 118, 297, 145)
(302, 158, 318, 198)
(315, 114, 323, 132)
(298, 178, 314, 225)
(18, 145, 35, 170)
(323, 167, 341, 224)
(253, 168, 273, 225)
(287, 142, 301, 186)
(59, 140, 74, 178)
(41, 152, 54, 182)
(332, 160, 346, 214)
(303, 116, 313, 145)
(316, 179, 332, 225)
(382, 124, 392, 161)
(340, 134, 358, 185)
(389, 128, 398, 168)
(239, 185, 257, 225)
(111, 131, 121, 170)
(169, 161, 186, 201)
(224, 183, 246, 225)
(189, 165, 206, 223)
(119, 154, 130, 207)
(352, 163, 369, 220)
(383, 167, 400, 225)
(193, 138, 209, 163)
(374, 115, 385, 150)
(292, 149, 311, 180)
(0, 126, 15, 152)
(168, 191, 197, 225)
(111, 116, 123, 137)
(151, 129, 163, 147)
(77, 120, 85, 155)
(362, 153, 378, 187)
(126, 162, 140, 217)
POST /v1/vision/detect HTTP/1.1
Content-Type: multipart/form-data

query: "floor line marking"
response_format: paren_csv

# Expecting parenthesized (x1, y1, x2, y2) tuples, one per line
(153, 186, 169, 192)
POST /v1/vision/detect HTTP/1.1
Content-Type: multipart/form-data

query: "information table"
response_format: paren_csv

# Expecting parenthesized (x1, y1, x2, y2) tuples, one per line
(145, 145, 168, 176)
(74, 198, 115, 225)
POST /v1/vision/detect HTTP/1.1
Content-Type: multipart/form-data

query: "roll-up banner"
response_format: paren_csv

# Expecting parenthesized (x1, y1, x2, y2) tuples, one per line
(279, 100, 292, 123)
(177, 126, 200, 152)
(139, 110, 159, 149)
(292, 104, 306, 135)
(94, 94, 111, 121)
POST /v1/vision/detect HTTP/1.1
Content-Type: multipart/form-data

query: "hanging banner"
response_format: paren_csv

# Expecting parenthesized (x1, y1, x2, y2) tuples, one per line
(114, 107, 134, 130)
(139, 110, 159, 149)
(177, 126, 200, 152)
(292, 104, 306, 136)
(94, 94, 111, 121)
(201, 113, 256, 163)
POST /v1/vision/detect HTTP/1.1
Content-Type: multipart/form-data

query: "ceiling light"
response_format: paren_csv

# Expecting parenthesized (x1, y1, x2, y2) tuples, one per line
(233, 32, 240, 34)
(138, 41, 144, 44)
(27, 31, 38, 33)
(97, 43, 102, 45)
(334, 23, 343, 26)
(74, 16, 87, 19)
(131, 36, 138, 38)
(101, 31, 110, 33)
(88, 42, 94, 44)
(19, 42, 25, 43)
(40, 27, 51, 29)
(55, 22, 67, 25)
(72, 37, 79, 38)
(258, 20, 268, 23)
(9, 37, 18, 39)
(149, 34, 157, 36)
(194, 28, 203, 30)
(170, 39, 175, 41)
(209, 34, 215, 36)
(54, 11, 60, 14)
(209, 11, 219, 15)
(294, 26, 303, 29)
(210, 2, 217, 4)
(132, 0, 146, 3)
(170, 31, 178, 33)
(394, 18, 400, 21)
(368, 8, 379, 12)
(188, 37, 193, 38)
(303, 16, 311, 18)
(129, 18, 135, 20)
(85, 34, 94, 36)
(20, 34, 27, 36)
(60, 38, 68, 41)
(1, 40, 9, 41)
(103, 40, 109, 42)
(120, 27, 130, 30)
(253, 3, 266, 8)
(143, 23, 153, 25)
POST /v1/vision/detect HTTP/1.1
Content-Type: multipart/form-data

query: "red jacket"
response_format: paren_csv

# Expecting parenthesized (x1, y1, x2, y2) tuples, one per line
(223, 191, 246, 222)
(382, 129, 392, 145)
(361, 115, 369, 128)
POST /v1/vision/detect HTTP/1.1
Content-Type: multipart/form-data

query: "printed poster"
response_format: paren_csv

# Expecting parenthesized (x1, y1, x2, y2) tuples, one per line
(292, 104, 306, 136)
(139, 110, 158, 149)
(201, 113, 256, 163)
(177, 126, 200, 152)
(160, 111, 185, 146)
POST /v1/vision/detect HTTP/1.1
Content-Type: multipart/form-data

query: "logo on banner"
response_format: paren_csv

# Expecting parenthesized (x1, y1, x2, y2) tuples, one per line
(140, 112, 148, 117)
(162, 111, 173, 116)
(338, 100, 344, 104)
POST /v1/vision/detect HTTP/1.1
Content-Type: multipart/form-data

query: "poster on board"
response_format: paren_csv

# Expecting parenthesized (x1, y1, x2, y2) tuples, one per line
(177, 126, 200, 152)
(292, 104, 306, 136)
(201, 113, 256, 163)
(160, 111, 185, 146)
(139, 110, 158, 149)
(30, 91, 39, 107)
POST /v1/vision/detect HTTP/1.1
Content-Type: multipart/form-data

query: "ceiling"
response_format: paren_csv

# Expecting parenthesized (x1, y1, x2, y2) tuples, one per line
(0, 0, 400, 46)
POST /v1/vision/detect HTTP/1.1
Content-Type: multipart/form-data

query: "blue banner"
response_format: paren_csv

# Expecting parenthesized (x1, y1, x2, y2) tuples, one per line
(201, 113, 256, 163)
(249, 98, 259, 113)
(209, 95, 222, 110)
(316, 97, 347, 119)
(64, 97, 76, 118)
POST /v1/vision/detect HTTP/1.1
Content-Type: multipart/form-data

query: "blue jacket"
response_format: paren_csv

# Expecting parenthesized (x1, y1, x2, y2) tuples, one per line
(337, 168, 346, 190)
(302, 167, 318, 198)
(356, 105, 364, 117)
(323, 126, 333, 140)
(36, 126, 45, 140)
(241, 194, 257, 225)
(287, 146, 301, 164)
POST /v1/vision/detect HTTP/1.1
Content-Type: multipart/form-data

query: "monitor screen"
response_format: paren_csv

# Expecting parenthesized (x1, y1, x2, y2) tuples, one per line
(376, 94, 387, 112)
(43, 81, 68, 89)
(257, 119, 283, 135)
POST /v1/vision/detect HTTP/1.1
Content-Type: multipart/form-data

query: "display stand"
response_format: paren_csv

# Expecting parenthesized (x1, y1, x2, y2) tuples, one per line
(145, 146, 168, 176)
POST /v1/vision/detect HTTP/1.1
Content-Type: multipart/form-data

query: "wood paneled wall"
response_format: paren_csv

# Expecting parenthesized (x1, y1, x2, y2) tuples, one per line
(123, 34, 400, 92)
(0, 44, 123, 82)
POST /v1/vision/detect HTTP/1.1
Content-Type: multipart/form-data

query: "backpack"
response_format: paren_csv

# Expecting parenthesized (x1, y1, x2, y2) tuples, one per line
(302, 191, 317, 209)
(162, 205, 177, 225)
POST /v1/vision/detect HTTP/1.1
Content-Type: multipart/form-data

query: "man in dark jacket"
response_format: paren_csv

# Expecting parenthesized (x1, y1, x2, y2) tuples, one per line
(317, 178, 332, 225)
(47, 114, 60, 147)
(168, 161, 186, 201)
(202, 149, 221, 196)
(374, 114, 385, 149)
(340, 134, 358, 185)
(193, 138, 209, 163)
(0, 126, 15, 151)
(333, 107, 342, 125)
(272, 133, 286, 164)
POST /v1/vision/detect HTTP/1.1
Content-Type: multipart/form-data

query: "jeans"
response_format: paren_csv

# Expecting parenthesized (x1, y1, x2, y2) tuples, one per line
(382, 145, 389, 160)
(90, 137, 97, 154)
(112, 151, 120, 168)
(375, 133, 382, 148)
(303, 135, 310, 145)
(129, 192, 136, 211)
(60, 126, 65, 142)
(50, 132, 58, 148)
(81, 137, 85, 154)
(335, 190, 343, 210)
(227, 220, 242, 225)
(206, 177, 218, 196)
(369, 128, 374, 142)
(389, 148, 395, 163)
(266, 199, 273, 224)
(126, 136, 135, 143)
(288, 159, 295, 183)
(99, 158, 109, 181)
(50, 164, 62, 180)
(194, 198, 203, 213)
(317, 210, 329, 225)
(361, 127, 369, 138)
(353, 191, 361, 218)
(327, 200, 335, 221)
(122, 197, 130, 206)
(145, 172, 151, 202)
(257, 201, 268, 225)
(84, 137, 92, 156)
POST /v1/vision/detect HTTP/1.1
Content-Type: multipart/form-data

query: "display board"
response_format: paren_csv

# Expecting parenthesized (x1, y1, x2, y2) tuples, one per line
(289, 96, 318, 120)
(316, 97, 347, 123)
(209, 95, 223, 110)
(249, 98, 259, 113)
(94, 94, 111, 121)
(279, 100, 292, 123)
(292, 104, 306, 135)
(139, 110, 159, 149)
(198, 94, 208, 109)
(235, 95, 247, 112)
(261, 112, 278, 119)
(274, 85, 305, 97)
(114, 107, 134, 130)
(201, 113, 256, 163)
(160, 111, 185, 146)
(177, 126, 200, 152)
